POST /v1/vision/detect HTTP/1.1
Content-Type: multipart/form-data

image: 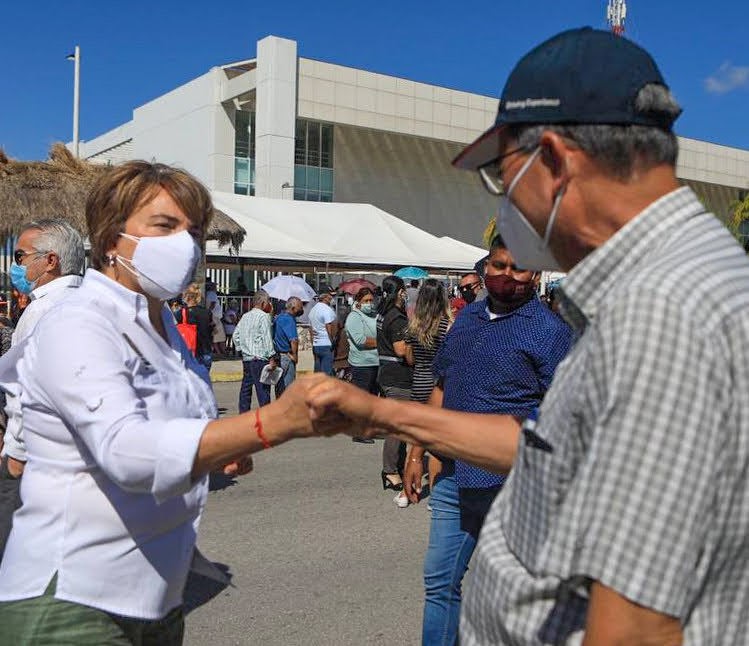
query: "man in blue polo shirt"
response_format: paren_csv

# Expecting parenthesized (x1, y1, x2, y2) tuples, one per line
(412, 234, 572, 646)
(274, 297, 304, 396)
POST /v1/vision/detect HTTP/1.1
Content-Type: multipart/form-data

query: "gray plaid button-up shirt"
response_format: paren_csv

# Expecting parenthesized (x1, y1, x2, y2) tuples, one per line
(462, 187, 749, 645)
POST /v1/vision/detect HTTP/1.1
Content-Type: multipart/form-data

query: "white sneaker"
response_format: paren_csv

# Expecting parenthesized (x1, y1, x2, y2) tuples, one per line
(393, 492, 409, 508)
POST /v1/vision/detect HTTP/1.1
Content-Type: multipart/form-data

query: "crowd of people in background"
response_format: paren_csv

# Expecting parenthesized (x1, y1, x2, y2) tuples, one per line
(165, 260, 569, 522)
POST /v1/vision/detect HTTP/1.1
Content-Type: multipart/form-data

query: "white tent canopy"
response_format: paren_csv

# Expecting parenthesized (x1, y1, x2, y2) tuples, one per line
(206, 192, 485, 271)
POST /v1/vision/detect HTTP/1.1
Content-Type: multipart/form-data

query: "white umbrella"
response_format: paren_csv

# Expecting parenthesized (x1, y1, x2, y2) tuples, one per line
(261, 276, 317, 303)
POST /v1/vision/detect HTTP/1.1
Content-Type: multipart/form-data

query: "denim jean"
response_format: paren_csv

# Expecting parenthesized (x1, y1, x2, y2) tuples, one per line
(274, 353, 296, 397)
(239, 359, 270, 412)
(350, 365, 379, 395)
(312, 345, 334, 375)
(422, 464, 476, 646)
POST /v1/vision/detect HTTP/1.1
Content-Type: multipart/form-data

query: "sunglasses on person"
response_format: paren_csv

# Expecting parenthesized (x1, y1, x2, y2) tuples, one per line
(459, 282, 481, 294)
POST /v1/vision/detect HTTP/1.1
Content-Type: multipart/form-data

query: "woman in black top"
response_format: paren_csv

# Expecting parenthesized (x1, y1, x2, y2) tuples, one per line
(376, 275, 412, 491)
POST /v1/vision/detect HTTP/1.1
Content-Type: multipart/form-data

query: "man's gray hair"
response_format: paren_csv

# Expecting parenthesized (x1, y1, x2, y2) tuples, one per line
(508, 84, 682, 179)
(285, 296, 303, 311)
(253, 289, 270, 308)
(20, 218, 85, 276)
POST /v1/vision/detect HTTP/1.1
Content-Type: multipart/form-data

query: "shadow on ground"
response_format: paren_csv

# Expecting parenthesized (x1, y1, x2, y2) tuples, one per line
(208, 473, 238, 491)
(184, 562, 233, 615)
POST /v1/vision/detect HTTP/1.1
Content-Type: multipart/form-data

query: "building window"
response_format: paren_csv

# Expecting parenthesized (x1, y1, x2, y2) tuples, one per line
(294, 119, 333, 201)
(234, 110, 255, 196)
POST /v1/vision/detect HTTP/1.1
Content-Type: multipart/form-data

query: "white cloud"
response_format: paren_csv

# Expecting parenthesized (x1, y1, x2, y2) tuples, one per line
(704, 61, 749, 94)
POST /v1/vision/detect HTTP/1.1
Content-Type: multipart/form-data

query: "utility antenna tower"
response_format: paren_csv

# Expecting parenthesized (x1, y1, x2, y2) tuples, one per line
(607, 0, 627, 36)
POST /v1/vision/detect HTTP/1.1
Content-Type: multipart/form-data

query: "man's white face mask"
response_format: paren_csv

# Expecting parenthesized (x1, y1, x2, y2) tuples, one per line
(496, 146, 564, 272)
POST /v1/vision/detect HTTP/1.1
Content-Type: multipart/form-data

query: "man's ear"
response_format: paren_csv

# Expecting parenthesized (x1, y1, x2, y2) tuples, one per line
(538, 130, 577, 196)
(45, 251, 61, 274)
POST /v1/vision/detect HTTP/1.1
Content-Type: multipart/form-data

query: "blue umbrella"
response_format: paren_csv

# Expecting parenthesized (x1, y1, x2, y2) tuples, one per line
(394, 266, 428, 280)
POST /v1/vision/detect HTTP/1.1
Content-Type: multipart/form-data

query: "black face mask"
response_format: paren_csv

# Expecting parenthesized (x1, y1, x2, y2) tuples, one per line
(459, 286, 478, 304)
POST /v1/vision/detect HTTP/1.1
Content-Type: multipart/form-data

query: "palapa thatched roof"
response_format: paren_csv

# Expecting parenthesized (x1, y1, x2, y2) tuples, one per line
(0, 144, 246, 249)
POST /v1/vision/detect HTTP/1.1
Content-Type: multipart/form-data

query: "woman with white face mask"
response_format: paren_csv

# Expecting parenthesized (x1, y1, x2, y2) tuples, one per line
(0, 161, 331, 644)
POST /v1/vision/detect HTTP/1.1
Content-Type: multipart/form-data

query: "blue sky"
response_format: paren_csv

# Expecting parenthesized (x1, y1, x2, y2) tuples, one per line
(2, 0, 747, 160)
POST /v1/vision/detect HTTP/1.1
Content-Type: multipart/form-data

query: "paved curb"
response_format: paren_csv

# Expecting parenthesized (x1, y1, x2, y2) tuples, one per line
(210, 369, 313, 383)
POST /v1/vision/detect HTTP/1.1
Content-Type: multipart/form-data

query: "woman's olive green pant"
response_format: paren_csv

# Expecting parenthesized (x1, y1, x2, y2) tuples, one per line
(0, 575, 184, 645)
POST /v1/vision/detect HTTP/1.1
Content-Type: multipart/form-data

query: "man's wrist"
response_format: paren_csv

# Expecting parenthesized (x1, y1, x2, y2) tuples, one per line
(370, 396, 397, 433)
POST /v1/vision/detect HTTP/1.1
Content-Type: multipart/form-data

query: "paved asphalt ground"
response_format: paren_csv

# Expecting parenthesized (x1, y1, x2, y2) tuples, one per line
(184, 370, 438, 645)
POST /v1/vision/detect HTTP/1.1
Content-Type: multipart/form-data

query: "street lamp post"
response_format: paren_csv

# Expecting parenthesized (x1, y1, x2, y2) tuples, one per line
(66, 46, 81, 157)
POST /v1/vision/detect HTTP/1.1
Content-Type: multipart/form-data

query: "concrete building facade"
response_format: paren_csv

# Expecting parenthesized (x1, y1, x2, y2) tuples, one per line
(79, 35, 749, 247)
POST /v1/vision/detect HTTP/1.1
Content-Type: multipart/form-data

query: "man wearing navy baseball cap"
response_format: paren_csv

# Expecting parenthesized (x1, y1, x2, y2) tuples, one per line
(305, 27, 749, 645)
(452, 27, 749, 646)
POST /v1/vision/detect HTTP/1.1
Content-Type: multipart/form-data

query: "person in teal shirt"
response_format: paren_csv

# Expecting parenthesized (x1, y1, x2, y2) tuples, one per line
(345, 287, 379, 443)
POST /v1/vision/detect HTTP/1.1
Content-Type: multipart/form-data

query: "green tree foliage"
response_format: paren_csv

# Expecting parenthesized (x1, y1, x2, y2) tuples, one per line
(728, 193, 749, 252)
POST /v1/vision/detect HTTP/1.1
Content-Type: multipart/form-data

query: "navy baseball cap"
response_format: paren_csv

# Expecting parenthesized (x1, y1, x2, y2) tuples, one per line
(453, 27, 680, 170)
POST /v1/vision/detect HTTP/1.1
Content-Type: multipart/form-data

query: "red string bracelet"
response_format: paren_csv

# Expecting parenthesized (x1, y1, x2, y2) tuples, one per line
(255, 408, 272, 450)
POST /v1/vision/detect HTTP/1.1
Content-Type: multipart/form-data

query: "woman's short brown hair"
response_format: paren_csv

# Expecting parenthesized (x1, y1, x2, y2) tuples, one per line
(85, 160, 213, 269)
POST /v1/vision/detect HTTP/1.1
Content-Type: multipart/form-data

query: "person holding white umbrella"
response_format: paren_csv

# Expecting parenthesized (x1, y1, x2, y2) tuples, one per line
(261, 275, 316, 303)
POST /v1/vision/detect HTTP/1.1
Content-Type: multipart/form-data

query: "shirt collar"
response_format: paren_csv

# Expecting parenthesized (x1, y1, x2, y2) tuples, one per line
(30, 274, 83, 301)
(558, 186, 705, 334)
(81, 268, 150, 321)
(476, 296, 540, 321)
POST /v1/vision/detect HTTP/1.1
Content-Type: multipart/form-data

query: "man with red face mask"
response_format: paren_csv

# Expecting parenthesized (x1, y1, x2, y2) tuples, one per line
(401, 233, 572, 645)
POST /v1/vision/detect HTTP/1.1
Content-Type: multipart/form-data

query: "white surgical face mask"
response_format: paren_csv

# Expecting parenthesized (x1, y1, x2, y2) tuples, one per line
(117, 230, 200, 300)
(496, 147, 563, 272)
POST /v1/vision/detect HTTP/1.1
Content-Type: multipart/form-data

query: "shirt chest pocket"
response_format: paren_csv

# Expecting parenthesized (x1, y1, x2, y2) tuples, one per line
(519, 353, 584, 491)
(504, 353, 585, 563)
(131, 360, 167, 401)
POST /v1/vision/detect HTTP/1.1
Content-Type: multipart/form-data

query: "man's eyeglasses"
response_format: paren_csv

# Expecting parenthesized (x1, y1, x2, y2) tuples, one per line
(478, 146, 534, 196)
(14, 249, 47, 265)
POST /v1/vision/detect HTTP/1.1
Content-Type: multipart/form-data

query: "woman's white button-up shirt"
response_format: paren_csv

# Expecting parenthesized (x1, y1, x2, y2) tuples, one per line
(0, 269, 217, 620)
